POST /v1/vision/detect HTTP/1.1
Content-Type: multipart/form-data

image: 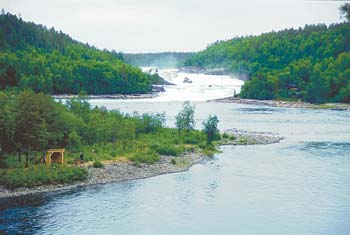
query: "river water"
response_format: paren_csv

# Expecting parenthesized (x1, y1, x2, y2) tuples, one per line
(1, 69, 349, 235)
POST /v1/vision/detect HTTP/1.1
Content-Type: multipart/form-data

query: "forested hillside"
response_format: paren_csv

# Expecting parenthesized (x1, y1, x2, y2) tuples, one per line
(0, 12, 153, 94)
(124, 52, 194, 68)
(184, 23, 350, 103)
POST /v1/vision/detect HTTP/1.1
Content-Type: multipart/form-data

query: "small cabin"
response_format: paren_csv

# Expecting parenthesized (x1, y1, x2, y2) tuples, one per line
(46, 149, 65, 164)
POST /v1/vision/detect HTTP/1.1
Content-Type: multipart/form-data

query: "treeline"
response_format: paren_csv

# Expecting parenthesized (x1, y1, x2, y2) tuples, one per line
(0, 90, 168, 166)
(0, 12, 153, 94)
(184, 23, 350, 103)
(124, 52, 194, 68)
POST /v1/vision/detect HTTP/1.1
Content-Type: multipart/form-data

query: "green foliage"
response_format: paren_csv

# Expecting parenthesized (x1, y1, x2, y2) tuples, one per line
(340, 4, 350, 21)
(202, 115, 220, 143)
(229, 135, 237, 140)
(222, 133, 230, 139)
(184, 23, 350, 103)
(0, 91, 221, 188)
(171, 158, 176, 165)
(175, 101, 195, 133)
(129, 150, 160, 165)
(184, 131, 206, 144)
(0, 13, 153, 94)
(93, 161, 104, 168)
(0, 164, 87, 189)
(156, 145, 181, 156)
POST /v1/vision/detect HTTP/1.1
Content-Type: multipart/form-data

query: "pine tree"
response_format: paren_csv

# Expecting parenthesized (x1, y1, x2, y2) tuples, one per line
(15, 90, 48, 167)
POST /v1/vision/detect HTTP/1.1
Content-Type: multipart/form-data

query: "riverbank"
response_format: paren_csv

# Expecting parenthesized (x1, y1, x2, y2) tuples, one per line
(0, 130, 282, 199)
(0, 153, 207, 199)
(211, 97, 350, 111)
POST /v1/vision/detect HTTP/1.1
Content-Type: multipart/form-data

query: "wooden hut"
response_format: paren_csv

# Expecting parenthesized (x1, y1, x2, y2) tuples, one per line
(46, 149, 65, 164)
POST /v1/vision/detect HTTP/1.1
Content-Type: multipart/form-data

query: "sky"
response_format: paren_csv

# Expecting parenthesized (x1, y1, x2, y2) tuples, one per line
(1, 0, 346, 53)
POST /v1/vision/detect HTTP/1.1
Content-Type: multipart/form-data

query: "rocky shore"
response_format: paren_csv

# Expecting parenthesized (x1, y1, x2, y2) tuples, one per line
(211, 97, 350, 111)
(0, 130, 283, 199)
(219, 128, 283, 145)
(0, 153, 206, 199)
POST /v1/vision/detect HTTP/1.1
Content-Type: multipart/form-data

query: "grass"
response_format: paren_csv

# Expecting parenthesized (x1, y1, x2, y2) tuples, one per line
(129, 150, 160, 165)
(93, 161, 104, 168)
(0, 164, 87, 189)
(0, 128, 218, 189)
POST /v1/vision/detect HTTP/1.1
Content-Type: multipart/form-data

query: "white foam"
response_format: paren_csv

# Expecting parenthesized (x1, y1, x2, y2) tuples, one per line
(138, 68, 244, 102)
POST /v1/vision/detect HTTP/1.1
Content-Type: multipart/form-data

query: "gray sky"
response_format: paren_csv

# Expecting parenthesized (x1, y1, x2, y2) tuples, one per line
(1, 0, 346, 53)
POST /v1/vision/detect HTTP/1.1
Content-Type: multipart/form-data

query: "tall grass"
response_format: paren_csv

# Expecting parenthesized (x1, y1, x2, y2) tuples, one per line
(0, 164, 87, 189)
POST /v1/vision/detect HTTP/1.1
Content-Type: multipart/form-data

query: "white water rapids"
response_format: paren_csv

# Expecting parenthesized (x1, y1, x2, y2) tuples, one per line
(143, 68, 244, 102)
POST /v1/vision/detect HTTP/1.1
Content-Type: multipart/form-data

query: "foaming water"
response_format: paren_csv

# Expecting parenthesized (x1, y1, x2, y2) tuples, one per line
(116, 68, 243, 102)
(1, 74, 350, 234)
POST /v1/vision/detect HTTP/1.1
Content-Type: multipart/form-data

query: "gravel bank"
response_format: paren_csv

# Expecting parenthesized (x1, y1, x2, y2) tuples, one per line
(0, 130, 283, 199)
(0, 153, 207, 199)
(219, 128, 283, 145)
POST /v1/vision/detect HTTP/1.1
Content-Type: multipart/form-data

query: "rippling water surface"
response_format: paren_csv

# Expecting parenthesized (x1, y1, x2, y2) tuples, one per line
(1, 70, 349, 235)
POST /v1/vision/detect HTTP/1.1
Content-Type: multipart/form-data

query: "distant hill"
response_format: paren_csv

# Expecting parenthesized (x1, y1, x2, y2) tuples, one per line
(184, 23, 350, 103)
(124, 52, 194, 68)
(0, 12, 153, 94)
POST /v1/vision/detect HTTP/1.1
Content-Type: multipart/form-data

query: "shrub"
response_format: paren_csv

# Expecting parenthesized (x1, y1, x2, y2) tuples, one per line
(171, 158, 176, 165)
(229, 135, 237, 140)
(222, 133, 230, 139)
(93, 161, 104, 168)
(156, 145, 179, 156)
(0, 164, 87, 189)
(129, 151, 160, 164)
(199, 141, 208, 149)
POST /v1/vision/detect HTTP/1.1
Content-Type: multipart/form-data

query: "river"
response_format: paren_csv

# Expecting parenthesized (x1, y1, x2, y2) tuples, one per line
(0, 69, 349, 235)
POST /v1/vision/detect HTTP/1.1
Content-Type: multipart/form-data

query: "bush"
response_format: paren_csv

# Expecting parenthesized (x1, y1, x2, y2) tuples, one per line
(199, 141, 208, 149)
(171, 158, 176, 165)
(93, 161, 104, 168)
(129, 151, 160, 164)
(0, 164, 88, 189)
(222, 133, 230, 139)
(229, 135, 237, 140)
(156, 145, 179, 156)
(184, 131, 205, 144)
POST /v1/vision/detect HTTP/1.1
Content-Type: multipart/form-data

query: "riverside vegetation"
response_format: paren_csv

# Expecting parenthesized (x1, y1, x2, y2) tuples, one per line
(184, 6, 350, 103)
(0, 92, 222, 189)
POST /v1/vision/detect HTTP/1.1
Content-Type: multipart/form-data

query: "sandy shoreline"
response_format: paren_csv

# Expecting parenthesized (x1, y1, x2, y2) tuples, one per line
(0, 130, 283, 200)
(211, 97, 350, 110)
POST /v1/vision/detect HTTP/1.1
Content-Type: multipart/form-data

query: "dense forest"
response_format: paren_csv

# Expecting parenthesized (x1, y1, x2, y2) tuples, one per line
(184, 23, 350, 103)
(124, 52, 194, 68)
(0, 12, 155, 94)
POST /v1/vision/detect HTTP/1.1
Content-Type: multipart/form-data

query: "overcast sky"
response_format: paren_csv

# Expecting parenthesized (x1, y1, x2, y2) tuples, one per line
(2, 0, 346, 53)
